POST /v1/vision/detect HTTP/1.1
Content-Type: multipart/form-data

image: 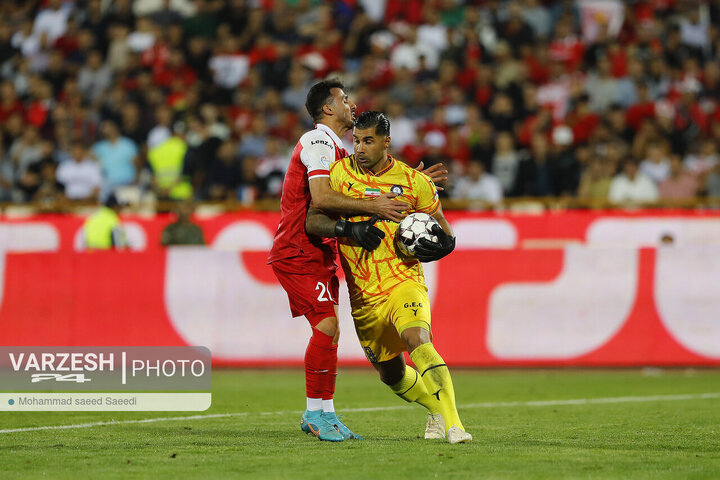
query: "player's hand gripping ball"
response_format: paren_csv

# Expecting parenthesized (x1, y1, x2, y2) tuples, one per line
(395, 212, 440, 257)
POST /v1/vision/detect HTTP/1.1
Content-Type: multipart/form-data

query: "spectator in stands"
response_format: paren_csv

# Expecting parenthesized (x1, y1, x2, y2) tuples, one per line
(387, 100, 417, 154)
(659, 155, 699, 200)
(521, 0, 552, 39)
(209, 36, 249, 103)
(679, 7, 710, 57)
(33, 0, 71, 46)
(161, 201, 205, 246)
(640, 142, 672, 184)
(0, 0, 717, 211)
(585, 55, 619, 113)
(33, 159, 64, 205)
(390, 25, 439, 73)
(492, 131, 526, 195)
(608, 159, 659, 205)
(44, 50, 68, 97)
(515, 132, 552, 197)
(419, 130, 451, 181)
(549, 125, 580, 196)
(199, 103, 231, 141)
(208, 140, 242, 201)
(255, 137, 288, 199)
(10, 126, 46, 200)
(238, 116, 268, 159)
(497, 3, 535, 56)
(706, 159, 720, 197)
(147, 105, 173, 150)
(0, 136, 15, 202)
(0, 82, 25, 126)
(127, 16, 155, 54)
(78, 50, 113, 106)
(120, 102, 146, 146)
(607, 104, 635, 144)
(92, 120, 139, 198)
(488, 91, 516, 133)
(578, 156, 613, 202)
(10, 126, 43, 180)
(452, 160, 503, 205)
(107, 23, 131, 72)
(183, 115, 220, 200)
(685, 139, 719, 177)
(56, 142, 102, 201)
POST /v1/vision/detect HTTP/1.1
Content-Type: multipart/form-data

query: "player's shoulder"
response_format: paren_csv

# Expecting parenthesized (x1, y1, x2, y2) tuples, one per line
(330, 154, 356, 174)
(299, 129, 333, 149)
(395, 159, 433, 186)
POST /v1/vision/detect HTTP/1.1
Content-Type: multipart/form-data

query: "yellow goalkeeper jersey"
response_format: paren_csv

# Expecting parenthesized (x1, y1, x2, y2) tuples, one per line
(329, 154, 440, 306)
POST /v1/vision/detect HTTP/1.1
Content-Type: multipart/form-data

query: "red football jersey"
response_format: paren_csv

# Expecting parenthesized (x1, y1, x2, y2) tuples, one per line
(268, 123, 349, 266)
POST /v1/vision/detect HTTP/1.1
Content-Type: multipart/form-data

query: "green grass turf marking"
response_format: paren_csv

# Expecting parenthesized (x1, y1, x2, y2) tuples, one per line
(2, 391, 718, 434)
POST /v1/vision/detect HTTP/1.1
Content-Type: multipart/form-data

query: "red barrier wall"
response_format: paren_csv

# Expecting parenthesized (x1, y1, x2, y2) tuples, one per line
(0, 211, 718, 366)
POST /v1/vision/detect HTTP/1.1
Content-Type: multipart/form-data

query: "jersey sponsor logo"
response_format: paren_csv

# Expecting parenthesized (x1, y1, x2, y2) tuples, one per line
(364, 188, 381, 197)
(310, 139, 330, 147)
(404, 302, 423, 316)
(390, 185, 404, 195)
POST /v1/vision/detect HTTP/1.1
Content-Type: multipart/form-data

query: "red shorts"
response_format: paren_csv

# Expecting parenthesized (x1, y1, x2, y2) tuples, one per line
(271, 257, 339, 321)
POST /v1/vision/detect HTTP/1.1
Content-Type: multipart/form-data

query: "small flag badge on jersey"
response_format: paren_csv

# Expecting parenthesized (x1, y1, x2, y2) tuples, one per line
(364, 188, 381, 197)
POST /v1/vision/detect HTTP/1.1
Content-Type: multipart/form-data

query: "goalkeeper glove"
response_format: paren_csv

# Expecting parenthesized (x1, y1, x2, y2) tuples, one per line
(414, 224, 456, 262)
(335, 215, 385, 251)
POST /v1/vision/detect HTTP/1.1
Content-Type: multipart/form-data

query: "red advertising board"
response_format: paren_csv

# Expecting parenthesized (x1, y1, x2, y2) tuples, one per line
(0, 210, 718, 367)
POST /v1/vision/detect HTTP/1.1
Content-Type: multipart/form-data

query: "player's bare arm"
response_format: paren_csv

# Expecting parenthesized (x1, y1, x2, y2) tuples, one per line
(306, 205, 385, 251)
(309, 177, 407, 223)
(413, 205, 456, 262)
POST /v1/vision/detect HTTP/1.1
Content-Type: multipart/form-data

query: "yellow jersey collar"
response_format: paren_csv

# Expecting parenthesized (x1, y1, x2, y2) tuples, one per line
(363, 155, 395, 177)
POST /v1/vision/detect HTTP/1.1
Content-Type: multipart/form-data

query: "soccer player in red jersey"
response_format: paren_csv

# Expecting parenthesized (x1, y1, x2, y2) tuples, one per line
(268, 80, 445, 441)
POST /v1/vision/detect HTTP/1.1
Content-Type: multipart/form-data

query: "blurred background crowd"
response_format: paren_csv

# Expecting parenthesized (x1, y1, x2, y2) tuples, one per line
(1, 0, 720, 210)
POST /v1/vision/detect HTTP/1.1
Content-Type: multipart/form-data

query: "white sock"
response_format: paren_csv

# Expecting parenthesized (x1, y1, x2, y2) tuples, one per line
(322, 399, 335, 413)
(306, 397, 323, 411)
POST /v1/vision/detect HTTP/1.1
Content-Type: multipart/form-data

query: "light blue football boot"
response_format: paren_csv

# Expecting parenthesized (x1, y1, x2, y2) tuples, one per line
(300, 409, 344, 442)
(322, 412, 363, 440)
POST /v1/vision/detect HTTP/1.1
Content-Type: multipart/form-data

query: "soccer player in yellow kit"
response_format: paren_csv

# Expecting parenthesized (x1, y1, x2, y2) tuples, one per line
(305, 111, 472, 444)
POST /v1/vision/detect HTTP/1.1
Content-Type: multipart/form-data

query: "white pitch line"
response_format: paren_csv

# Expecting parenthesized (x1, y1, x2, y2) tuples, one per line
(1, 392, 718, 434)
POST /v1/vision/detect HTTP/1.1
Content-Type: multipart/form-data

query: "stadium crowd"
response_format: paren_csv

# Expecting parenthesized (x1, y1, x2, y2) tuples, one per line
(1, 0, 720, 208)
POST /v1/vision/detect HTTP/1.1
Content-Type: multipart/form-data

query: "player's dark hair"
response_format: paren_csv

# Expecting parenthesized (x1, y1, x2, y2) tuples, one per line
(305, 79, 345, 122)
(354, 111, 391, 136)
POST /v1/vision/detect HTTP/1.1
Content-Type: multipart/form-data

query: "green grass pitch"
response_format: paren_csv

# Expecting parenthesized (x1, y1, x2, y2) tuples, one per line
(1, 368, 720, 479)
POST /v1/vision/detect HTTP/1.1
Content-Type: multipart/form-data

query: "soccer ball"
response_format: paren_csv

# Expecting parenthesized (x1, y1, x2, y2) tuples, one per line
(396, 212, 439, 257)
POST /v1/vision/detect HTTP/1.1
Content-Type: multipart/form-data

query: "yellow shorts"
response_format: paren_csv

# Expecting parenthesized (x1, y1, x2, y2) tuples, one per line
(351, 281, 432, 363)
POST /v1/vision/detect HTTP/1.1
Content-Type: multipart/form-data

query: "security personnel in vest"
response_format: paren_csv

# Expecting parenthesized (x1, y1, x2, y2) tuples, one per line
(147, 121, 193, 201)
(83, 193, 128, 250)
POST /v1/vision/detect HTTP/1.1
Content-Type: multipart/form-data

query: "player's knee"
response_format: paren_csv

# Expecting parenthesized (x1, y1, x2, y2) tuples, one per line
(314, 315, 340, 338)
(373, 356, 405, 385)
(401, 327, 431, 354)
